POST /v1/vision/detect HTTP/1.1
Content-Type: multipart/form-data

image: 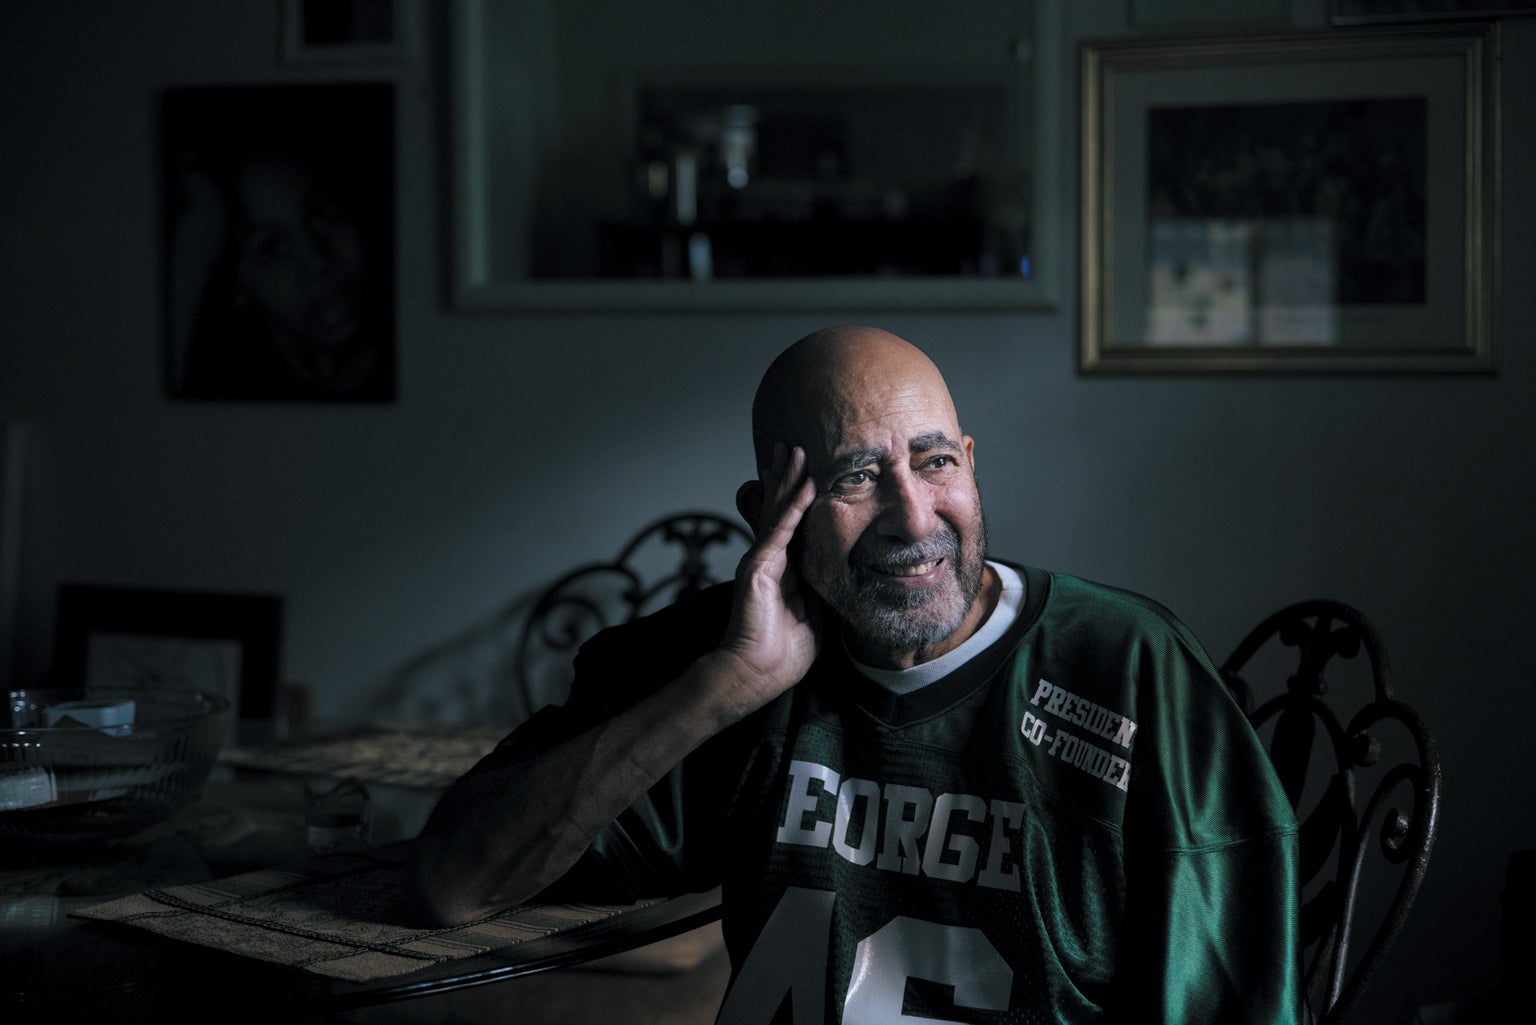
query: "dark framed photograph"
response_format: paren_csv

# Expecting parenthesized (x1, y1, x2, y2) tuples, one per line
(1332, 0, 1536, 24)
(162, 83, 396, 402)
(52, 586, 283, 738)
(281, 0, 416, 63)
(1079, 23, 1499, 373)
(0, 422, 22, 685)
(1132, 0, 1290, 30)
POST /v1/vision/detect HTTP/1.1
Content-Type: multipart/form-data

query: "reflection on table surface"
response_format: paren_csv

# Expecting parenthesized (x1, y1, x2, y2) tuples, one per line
(0, 722, 724, 1023)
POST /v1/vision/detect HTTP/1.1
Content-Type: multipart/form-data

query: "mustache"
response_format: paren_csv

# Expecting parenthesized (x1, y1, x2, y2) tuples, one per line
(850, 525, 961, 572)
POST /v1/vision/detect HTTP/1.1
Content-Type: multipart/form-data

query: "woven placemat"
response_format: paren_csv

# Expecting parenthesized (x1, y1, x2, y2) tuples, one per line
(72, 842, 657, 983)
(218, 722, 507, 790)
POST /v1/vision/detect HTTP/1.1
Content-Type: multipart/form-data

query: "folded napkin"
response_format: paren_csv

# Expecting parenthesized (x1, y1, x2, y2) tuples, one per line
(72, 842, 659, 983)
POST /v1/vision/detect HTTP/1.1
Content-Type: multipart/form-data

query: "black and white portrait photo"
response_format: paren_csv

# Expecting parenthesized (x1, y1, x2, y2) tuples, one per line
(162, 83, 395, 402)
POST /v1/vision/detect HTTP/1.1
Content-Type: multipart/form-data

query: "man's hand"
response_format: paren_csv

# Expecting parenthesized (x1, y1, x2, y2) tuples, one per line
(408, 444, 822, 927)
(711, 443, 821, 718)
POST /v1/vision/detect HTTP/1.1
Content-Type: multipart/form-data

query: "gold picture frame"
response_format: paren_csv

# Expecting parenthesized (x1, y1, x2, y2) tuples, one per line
(1080, 22, 1499, 373)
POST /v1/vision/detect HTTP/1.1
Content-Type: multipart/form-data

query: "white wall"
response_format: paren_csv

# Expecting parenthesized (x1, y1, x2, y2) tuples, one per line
(2, 2, 1532, 1021)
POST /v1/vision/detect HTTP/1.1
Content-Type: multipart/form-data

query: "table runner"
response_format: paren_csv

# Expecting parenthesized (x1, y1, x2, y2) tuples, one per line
(72, 842, 659, 983)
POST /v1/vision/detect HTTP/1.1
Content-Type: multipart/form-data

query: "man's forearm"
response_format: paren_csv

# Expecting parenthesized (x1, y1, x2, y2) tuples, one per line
(402, 650, 752, 927)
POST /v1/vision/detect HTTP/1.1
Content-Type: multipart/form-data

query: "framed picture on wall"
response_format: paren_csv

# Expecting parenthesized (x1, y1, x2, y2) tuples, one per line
(161, 83, 396, 402)
(52, 586, 283, 740)
(1079, 22, 1499, 373)
(1332, 1, 1536, 24)
(280, 0, 417, 63)
(1132, 0, 1290, 29)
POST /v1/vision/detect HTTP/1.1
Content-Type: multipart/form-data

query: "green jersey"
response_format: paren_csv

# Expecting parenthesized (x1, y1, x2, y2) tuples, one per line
(478, 564, 1301, 1023)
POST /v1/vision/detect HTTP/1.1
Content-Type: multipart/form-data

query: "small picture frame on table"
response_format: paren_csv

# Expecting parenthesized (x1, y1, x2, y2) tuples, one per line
(52, 586, 283, 742)
(0, 423, 23, 688)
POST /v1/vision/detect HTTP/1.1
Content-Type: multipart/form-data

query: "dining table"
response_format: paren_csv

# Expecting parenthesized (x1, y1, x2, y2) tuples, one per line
(0, 720, 723, 1024)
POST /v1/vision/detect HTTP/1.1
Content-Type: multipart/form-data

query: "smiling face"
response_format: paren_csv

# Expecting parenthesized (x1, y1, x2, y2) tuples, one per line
(755, 327, 993, 668)
(233, 154, 365, 351)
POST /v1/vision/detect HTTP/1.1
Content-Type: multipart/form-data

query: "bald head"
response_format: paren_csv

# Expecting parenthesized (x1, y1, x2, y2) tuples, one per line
(750, 326, 961, 474)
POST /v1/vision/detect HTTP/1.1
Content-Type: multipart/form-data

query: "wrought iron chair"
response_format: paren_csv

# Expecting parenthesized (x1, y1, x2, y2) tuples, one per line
(368, 512, 750, 728)
(509, 511, 748, 985)
(515, 511, 752, 714)
(1220, 601, 1442, 1025)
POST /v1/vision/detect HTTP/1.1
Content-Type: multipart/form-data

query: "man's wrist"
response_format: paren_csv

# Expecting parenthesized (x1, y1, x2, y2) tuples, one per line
(686, 647, 777, 730)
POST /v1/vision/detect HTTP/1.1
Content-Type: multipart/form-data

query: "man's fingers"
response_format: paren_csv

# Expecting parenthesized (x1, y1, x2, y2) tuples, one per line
(758, 447, 814, 550)
(760, 443, 793, 508)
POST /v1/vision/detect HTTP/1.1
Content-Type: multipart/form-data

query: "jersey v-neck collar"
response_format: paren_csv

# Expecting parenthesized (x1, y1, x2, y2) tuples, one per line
(834, 561, 1050, 728)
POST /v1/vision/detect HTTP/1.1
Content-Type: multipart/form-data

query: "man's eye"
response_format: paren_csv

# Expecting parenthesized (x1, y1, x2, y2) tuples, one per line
(245, 230, 290, 264)
(834, 470, 873, 491)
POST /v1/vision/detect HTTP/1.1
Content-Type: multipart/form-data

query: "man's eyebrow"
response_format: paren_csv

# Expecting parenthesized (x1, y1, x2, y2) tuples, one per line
(822, 432, 961, 478)
(824, 447, 886, 478)
(909, 430, 962, 454)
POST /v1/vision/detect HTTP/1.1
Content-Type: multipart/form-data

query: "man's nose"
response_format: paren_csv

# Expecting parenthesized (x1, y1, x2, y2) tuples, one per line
(876, 469, 938, 542)
(302, 228, 341, 271)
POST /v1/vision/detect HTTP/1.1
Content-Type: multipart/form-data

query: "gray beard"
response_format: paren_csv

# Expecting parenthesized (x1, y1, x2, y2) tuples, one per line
(829, 521, 987, 654)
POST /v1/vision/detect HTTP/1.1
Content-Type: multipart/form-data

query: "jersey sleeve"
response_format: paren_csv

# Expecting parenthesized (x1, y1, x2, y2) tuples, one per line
(460, 584, 739, 903)
(1118, 831, 1302, 1023)
(1113, 605, 1304, 1024)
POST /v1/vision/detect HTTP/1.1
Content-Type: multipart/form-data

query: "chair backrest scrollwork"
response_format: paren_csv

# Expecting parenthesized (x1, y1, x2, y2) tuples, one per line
(514, 512, 752, 712)
(1220, 600, 1441, 1025)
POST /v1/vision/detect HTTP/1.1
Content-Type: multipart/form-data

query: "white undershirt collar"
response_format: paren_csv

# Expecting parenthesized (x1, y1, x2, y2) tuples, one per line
(850, 561, 1025, 694)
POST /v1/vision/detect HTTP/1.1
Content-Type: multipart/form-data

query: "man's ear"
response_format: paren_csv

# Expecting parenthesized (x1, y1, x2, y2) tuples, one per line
(735, 479, 765, 537)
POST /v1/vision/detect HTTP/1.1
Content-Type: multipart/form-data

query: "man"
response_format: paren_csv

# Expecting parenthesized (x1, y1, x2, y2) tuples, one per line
(406, 326, 1301, 1023)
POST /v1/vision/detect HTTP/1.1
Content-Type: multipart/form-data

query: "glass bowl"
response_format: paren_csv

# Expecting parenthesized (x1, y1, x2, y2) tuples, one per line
(0, 688, 231, 845)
